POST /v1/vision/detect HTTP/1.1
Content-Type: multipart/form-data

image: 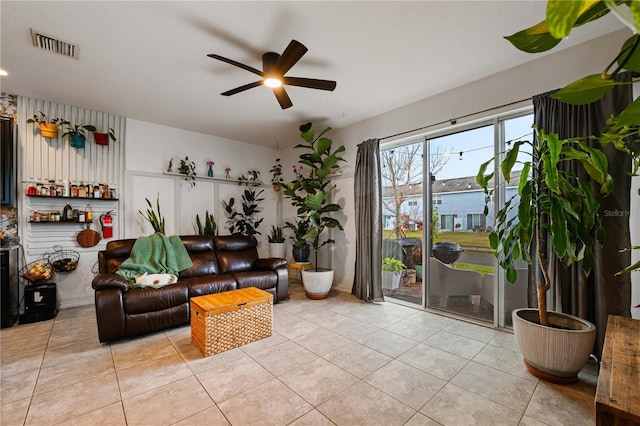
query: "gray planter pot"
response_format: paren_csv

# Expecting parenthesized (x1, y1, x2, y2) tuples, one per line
(292, 244, 310, 263)
(512, 308, 596, 383)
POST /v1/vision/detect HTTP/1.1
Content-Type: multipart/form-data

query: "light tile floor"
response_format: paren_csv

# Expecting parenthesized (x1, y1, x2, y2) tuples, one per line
(0, 283, 598, 426)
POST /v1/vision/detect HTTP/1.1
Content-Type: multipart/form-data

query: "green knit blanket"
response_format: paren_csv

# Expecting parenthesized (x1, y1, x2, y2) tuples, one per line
(117, 233, 193, 284)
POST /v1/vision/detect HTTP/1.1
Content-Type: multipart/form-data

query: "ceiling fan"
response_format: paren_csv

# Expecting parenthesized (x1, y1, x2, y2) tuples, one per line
(207, 39, 336, 109)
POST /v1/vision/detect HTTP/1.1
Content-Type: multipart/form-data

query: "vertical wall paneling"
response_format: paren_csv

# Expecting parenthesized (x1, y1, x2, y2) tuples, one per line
(17, 96, 125, 308)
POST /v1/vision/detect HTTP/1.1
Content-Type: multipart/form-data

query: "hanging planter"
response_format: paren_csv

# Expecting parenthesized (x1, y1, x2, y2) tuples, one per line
(39, 123, 59, 138)
(26, 112, 63, 138)
(94, 133, 109, 145)
(93, 128, 117, 146)
(62, 122, 96, 149)
(69, 134, 86, 148)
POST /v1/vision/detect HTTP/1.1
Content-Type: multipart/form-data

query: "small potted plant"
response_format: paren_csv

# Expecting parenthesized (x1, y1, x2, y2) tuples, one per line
(284, 219, 311, 263)
(267, 225, 286, 258)
(61, 121, 97, 148)
(270, 158, 284, 191)
(178, 156, 197, 187)
(195, 211, 216, 236)
(94, 128, 117, 146)
(26, 111, 64, 138)
(382, 257, 405, 290)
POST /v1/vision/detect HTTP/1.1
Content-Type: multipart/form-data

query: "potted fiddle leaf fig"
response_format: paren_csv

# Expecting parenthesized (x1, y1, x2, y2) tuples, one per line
(477, 128, 613, 383)
(26, 111, 64, 138)
(61, 121, 96, 149)
(283, 123, 346, 299)
(94, 128, 117, 146)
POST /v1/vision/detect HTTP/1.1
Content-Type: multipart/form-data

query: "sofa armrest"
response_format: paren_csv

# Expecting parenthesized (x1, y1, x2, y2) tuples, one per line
(94, 288, 125, 342)
(275, 267, 289, 302)
(92, 273, 130, 292)
(254, 258, 288, 271)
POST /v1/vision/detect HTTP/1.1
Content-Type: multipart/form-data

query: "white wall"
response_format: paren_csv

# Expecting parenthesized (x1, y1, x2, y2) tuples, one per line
(306, 29, 632, 293)
(123, 119, 279, 258)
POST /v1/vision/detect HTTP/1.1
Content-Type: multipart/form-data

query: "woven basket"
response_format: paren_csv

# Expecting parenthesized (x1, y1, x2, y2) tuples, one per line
(191, 287, 273, 357)
(45, 245, 80, 273)
(20, 260, 54, 284)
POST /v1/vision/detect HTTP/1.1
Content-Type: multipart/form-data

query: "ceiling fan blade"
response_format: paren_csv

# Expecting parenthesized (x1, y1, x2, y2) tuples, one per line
(207, 54, 264, 77)
(272, 86, 293, 109)
(274, 40, 308, 75)
(221, 80, 264, 96)
(282, 77, 337, 91)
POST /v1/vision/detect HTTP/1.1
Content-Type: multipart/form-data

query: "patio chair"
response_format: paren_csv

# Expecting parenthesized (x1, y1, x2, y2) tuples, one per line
(428, 257, 482, 307)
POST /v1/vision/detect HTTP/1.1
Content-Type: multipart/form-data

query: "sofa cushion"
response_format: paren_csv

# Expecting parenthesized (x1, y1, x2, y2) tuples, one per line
(123, 283, 189, 315)
(183, 275, 237, 298)
(215, 235, 259, 273)
(179, 236, 220, 277)
(232, 271, 277, 291)
(103, 239, 136, 273)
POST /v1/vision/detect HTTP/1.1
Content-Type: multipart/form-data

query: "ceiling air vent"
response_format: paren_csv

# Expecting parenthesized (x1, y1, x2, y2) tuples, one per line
(30, 29, 79, 59)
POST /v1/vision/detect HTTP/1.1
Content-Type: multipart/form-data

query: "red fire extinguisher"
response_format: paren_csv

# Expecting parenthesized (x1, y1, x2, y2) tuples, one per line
(100, 211, 113, 238)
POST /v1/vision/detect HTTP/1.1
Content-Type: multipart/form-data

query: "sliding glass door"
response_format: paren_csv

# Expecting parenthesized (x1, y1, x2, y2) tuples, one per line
(426, 125, 495, 322)
(381, 111, 533, 328)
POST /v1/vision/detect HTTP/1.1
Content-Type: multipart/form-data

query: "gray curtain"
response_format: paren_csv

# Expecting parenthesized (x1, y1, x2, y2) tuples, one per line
(352, 139, 384, 302)
(532, 73, 633, 358)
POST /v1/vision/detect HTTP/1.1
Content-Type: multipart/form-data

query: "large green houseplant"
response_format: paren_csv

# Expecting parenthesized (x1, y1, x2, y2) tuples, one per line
(477, 128, 612, 382)
(487, 0, 639, 382)
(283, 123, 346, 299)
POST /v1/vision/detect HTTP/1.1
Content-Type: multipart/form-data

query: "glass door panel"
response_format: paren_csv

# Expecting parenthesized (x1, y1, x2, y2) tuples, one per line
(498, 114, 534, 327)
(381, 141, 424, 305)
(426, 125, 495, 322)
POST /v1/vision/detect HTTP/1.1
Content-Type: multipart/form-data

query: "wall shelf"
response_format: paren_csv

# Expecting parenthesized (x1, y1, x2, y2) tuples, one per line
(162, 172, 267, 187)
(28, 221, 94, 225)
(26, 195, 119, 201)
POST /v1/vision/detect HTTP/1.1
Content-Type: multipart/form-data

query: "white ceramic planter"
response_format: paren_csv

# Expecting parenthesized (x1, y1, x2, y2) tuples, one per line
(512, 308, 596, 383)
(301, 269, 334, 299)
(269, 242, 286, 259)
(382, 270, 401, 289)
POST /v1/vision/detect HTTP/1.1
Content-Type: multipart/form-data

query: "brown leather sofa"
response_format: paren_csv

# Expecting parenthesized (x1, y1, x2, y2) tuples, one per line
(92, 234, 288, 342)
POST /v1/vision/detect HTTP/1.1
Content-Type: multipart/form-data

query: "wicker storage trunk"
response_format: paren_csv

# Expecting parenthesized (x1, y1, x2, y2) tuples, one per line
(190, 287, 273, 357)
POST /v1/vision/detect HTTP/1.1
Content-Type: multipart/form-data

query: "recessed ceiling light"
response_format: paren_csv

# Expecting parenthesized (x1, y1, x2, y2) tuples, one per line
(0, 69, 7, 76)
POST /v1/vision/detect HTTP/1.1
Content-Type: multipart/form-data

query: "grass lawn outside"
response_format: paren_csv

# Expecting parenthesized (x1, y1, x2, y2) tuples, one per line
(452, 262, 494, 276)
(383, 230, 491, 249)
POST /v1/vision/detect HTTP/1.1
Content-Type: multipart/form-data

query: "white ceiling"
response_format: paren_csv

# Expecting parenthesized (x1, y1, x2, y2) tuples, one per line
(1, 1, 623, 148)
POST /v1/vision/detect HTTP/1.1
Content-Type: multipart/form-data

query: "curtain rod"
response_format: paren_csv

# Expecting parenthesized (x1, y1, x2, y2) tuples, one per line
(379, 97, 532, 141)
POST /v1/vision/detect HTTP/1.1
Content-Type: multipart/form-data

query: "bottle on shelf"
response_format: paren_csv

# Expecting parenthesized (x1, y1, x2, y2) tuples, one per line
(85, 204, 93, 223)
(63, 180, 70, 197)
(63, 202, 73, 222)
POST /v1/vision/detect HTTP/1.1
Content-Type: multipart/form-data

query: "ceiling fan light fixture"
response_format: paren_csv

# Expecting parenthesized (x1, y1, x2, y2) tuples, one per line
(264, 77, 282, 88)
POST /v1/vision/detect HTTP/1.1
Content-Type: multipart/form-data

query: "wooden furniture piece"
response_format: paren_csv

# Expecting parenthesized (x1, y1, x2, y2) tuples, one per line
(288, 261, 314, 281)
(595, 315, 640, 426)
(190, 287, 273, 357)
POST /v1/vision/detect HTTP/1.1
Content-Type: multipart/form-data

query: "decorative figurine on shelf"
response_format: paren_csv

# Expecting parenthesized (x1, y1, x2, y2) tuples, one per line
(224, 167, 231, 179)
(207, 161, 214, 177)
(166, 158, 173, 173)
